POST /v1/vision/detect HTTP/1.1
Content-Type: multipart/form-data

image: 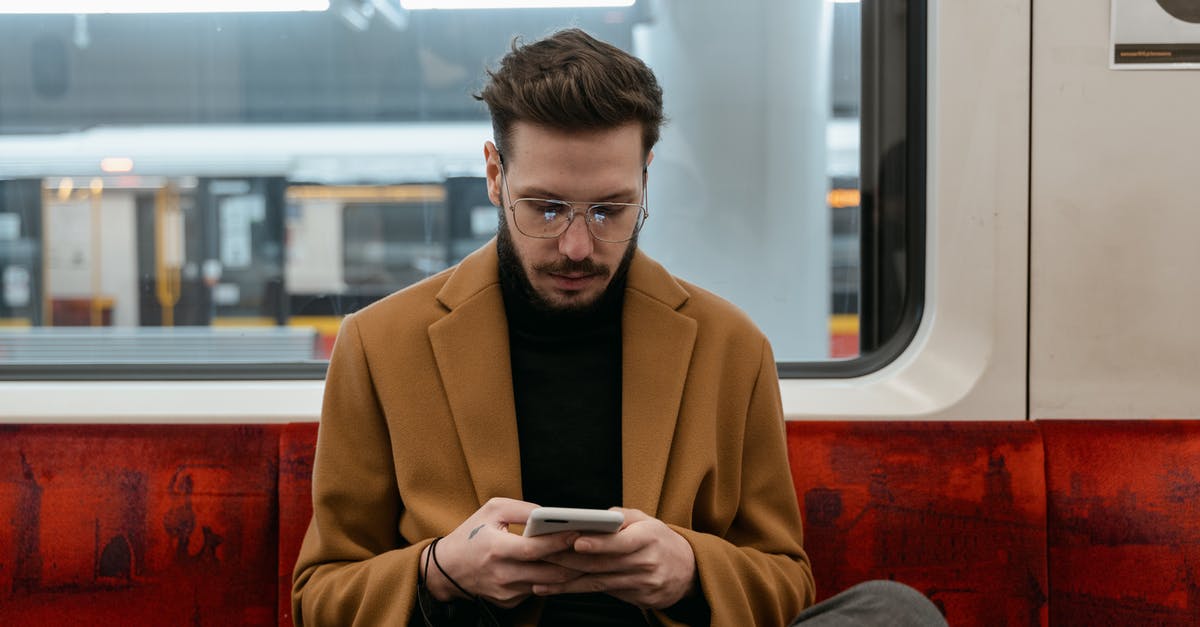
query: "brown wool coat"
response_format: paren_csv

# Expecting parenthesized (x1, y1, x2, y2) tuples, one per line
(292, 240, 814, 626)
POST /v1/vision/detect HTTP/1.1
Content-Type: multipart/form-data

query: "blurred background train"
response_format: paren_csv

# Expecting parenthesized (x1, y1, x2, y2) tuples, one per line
(0, 0, 867, 368)
(1, 0, 1198, 424)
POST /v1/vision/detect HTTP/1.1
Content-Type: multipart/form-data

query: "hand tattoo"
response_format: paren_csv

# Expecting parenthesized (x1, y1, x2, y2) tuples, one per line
(468, 524, 485, 540)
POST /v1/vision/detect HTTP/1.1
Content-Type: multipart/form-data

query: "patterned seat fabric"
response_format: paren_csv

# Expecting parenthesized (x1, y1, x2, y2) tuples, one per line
(0, 425, 281, 626)
(786, 422, 1049, 626)
(6, 420, 1200, 627)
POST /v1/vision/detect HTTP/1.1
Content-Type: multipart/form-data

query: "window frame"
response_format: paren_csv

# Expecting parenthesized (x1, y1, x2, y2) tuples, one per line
(780, 0, 927, 379)
(0, 0, 925, 382)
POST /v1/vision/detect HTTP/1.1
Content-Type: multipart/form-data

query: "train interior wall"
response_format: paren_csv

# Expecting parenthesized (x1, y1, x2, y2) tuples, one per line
(1, 1, 1199, 422)
(1030, 0, 1200, 419)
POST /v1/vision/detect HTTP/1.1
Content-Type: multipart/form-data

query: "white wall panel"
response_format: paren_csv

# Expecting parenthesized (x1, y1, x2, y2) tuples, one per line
(1031, 0, 1200, 418)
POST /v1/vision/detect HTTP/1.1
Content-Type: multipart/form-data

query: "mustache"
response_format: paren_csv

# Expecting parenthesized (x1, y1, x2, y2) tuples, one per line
(534, 257, 609, 277)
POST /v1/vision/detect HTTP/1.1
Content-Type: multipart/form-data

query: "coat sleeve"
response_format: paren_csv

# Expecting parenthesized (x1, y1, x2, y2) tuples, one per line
(658, 338, 816, 627)
(292, 314, 427, 626)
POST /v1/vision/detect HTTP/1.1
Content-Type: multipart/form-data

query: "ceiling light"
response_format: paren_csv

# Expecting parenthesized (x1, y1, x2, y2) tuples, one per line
(400, 0, 634, 9)
(0, 1, 330, 14)
(100, 157, 134, 173)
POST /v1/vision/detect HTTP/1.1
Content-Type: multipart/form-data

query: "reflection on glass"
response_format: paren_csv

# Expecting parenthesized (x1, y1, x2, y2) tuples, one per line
(0, 1, 860, 369)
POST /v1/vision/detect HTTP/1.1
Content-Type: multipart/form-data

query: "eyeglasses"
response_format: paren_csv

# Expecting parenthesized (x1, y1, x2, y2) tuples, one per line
(499, 160, 648, 243)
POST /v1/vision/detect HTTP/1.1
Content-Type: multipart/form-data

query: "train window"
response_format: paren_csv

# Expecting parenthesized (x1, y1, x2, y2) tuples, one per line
(0, 0, 922, 379)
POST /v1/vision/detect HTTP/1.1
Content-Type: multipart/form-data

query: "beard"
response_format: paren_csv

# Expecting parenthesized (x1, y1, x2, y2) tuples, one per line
(497, 210, 637, 319)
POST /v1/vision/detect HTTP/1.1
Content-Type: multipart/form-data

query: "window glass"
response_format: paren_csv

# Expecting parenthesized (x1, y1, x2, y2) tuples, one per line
(0, 0, 909, 377)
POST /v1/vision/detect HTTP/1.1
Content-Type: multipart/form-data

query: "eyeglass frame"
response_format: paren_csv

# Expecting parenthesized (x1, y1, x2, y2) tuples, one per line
(497, 156, 649, 244)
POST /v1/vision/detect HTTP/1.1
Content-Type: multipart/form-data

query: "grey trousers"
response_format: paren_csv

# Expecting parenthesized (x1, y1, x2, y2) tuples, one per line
(790, 580, 948, 627)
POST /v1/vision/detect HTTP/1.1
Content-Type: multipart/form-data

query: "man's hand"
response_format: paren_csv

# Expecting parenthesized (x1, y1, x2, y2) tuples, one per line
(532, 507, 699, 609)
(422, 497, 582, 608)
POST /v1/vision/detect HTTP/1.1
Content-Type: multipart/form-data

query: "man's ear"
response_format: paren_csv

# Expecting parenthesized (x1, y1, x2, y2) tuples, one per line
(484, 140, 503, 207)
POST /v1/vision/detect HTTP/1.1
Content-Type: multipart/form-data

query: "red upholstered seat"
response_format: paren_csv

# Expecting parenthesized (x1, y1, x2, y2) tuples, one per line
(786, 422, 1049, 626)
(1042, 420, 1200, 626)
(0, 424, 281, 626)
(277, 422, 1049, 626)
(278, 422, 319, 627)
(8, 420, 1199, 627)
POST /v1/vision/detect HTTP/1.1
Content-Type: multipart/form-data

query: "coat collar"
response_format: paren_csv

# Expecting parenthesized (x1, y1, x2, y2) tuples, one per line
(429, 240, 697, 514)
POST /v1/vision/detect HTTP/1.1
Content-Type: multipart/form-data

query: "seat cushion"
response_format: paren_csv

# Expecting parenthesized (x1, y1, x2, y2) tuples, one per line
(277, 421, 319, 627)
(1042, 420, 1200, 626)
(787, 421, 1048, 626)
(0, 424, 280, 626)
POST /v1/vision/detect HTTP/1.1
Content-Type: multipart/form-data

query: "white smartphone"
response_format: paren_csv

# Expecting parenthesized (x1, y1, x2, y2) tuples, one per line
(522, 507, 625, 537)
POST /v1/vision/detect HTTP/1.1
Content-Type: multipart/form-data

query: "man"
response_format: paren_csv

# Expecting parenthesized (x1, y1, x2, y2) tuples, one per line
(293, 28, 941, 627)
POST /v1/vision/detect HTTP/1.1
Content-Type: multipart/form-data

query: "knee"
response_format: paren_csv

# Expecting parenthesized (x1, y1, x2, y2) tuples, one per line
(789, 579, 946, 627)
(850, 580, 946, 626)
(853, 579, 924, 599)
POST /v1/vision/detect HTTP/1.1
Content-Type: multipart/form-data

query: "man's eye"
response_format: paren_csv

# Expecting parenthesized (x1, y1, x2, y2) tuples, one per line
(534, 204, 562, 221)
(590, 205, 624, 222)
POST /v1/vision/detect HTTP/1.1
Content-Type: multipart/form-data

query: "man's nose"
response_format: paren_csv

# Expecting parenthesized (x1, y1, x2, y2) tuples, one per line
(558, 212, 594, 261)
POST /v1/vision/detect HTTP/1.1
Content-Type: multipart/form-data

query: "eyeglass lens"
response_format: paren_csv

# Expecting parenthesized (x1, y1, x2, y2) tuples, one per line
(512, 200, 643, 242)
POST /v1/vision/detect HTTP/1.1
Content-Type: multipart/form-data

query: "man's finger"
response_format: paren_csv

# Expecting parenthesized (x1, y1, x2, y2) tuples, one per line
(541, 549, 632, 574)
(572, 525, 646, 554)
(491, 529, 580, 561)
(491, 559, 584, 586)
(609, 506, 650, 529)
(531, 572, 642, 596)
(481, 497, 541, 525)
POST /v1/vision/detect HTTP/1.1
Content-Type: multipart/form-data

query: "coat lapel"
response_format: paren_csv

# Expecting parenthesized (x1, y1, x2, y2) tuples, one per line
(620, 251, 697, 515)
(428, 241, 524, 507)
(427, 243, 697, 515)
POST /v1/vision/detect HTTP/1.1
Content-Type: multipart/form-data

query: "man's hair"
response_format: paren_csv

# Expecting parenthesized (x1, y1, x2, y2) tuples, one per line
(475, 28, 664, 159)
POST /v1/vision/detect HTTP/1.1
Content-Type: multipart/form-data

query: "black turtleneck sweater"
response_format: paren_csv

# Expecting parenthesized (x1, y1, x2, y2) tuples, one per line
(499, 266, 648, 626)
(502, 280, 624, 510)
